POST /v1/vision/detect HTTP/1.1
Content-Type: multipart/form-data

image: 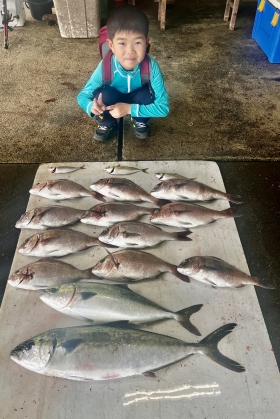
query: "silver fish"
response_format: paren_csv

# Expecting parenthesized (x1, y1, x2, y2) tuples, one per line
(30, 179, 105, 202)
(41, 282, 202, 335)
(15, 206, 86, 229)
(150, 202, 241, 228)
(151, 179, 242, 204)
(104, 164, 148, 175)
(91, 249, 189, 282)
(10, 323, 245, 380)
(18, 229, 112, 258)
(177, 256, 275, 289)
(99, 221, 192, 249)
(90, 178, 168, 206)
(80, 202, 155, 227)
(155, 173, 196, 181)
(48, 165, 85, 174)
(8, 258, 96, 290)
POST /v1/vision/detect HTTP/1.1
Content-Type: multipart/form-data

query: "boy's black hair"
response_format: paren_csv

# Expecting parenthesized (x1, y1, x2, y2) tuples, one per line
(107, 5, 149, 40)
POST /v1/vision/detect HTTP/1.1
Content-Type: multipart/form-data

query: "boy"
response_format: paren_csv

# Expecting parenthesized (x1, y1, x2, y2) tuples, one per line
(77, 5, 169, 141)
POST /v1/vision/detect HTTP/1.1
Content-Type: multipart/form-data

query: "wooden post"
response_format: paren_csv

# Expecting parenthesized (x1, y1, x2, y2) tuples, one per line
(224, 0, 240, 30)
(160, 0, 166, 30)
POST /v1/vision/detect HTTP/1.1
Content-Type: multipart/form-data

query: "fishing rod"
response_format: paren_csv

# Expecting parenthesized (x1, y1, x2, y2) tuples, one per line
(1, 0, 19, 48)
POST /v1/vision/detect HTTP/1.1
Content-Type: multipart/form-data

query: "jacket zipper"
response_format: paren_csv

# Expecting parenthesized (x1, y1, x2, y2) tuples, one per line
(127, 75, 131, 93)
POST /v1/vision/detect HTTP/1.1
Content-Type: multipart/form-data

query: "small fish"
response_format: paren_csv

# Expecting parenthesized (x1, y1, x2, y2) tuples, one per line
(104, 164, 148, 175)
(18, 229, 114, 258)
(10, 323, 245, 380)
(8, 258, 96, 290)
(151, 179, 242, 204)
(49, 165, 85, 174)
(30, 179, 105, 202)
(99, 221, 192, 249)
(15, 206, 86, 229)
(91, 249, 189, 282)
(150, 202, 241, 228)
(155, 173, 196, 181)
(80, 202, 155, 227)
(41, 282, 203, 335)
(177, 256, 275, 289)
(90, 178, 168, 206)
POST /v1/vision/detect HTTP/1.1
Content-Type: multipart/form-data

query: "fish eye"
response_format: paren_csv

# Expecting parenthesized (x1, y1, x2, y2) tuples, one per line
(22, 340, 35, 352)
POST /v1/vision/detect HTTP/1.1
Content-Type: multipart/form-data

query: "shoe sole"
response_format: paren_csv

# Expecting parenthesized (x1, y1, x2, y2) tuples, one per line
(94, 128, 118, 142)
(134, 127, 151, 140)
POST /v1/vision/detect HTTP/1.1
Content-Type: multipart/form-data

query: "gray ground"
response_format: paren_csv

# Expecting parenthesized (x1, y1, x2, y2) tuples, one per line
(0, 0, 279, 163)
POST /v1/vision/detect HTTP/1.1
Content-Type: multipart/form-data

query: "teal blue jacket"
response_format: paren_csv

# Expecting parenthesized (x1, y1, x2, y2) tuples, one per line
(77, 54, 169, 118)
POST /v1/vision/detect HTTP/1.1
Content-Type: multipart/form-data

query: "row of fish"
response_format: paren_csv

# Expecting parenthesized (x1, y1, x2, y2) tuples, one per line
(10, 251, 273, 289)
(30, 176, 242, 205)
(8, 166, 266, 381)
(16, 201, 241, 229)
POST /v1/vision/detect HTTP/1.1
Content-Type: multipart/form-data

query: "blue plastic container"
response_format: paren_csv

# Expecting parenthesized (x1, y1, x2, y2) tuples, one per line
(252, 0, 280, 63)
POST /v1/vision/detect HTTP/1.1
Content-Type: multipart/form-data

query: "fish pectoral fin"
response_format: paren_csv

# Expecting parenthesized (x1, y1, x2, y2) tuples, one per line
(109, 182, 127, 187)
(123, 232, 141, 238)
(111, 284, 129, 290)
(59, 339, 84, 354)
(36, 207, 53, 218)
(173, 183, 188, 189)
(203, 278, 217, 287)
(110, 193, 122, 198)
(80, 292, 97, 300)
(104, 320, 130, 327)
(91, 210, 106, 219)
(143, 371, 157, 378)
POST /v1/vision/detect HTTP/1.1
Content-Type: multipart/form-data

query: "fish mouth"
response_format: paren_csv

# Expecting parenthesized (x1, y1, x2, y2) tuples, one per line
(8, 275, 29, 287)
(10, 349, 22, 361)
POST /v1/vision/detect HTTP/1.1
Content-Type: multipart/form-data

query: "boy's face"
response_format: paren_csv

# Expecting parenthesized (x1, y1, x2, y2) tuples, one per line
(107, 31, 149, 71)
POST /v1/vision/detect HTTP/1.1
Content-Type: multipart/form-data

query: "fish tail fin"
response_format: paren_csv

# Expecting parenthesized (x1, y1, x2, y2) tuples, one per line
(172, 267, 190, 283)
(82, 268, 101, 279)
(81, 165, 86, 169)
(176, 304, 203, 336)
(155, 198, 172, 207)
(142, 168, 149, 174)
(173, 230, 192, 241)
(251, 277, 275, 289)
(91, 191, 107, 202)
(226, 194, 243, 204)
(143, 206, 157, 215)
(199, 323, 245, 373)
(97, 240, 118, 249)
(221, 207, 242, 219)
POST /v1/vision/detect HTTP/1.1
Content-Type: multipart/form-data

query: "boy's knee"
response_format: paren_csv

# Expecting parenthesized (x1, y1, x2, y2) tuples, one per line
(93, 85, 123, 106)
(129, 84, 154, 105)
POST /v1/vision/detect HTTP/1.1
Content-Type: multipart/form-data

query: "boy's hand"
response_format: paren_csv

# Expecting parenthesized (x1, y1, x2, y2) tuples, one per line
(91, 93, 106, 115)
(106, 103, 131, 118)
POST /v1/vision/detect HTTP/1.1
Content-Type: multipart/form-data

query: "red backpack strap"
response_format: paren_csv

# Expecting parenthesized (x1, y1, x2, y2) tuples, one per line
(99, 26, 109, 58)
(102, 50, 113, 85)
(140, 54, 150, 85)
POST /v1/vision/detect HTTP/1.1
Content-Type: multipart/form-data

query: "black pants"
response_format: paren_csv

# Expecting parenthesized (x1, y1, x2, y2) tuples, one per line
(93, 84, 154, 127)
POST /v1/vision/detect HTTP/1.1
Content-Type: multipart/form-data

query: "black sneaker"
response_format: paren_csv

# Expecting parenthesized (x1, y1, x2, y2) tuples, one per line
(94, 124, 118, 142)
(131, 118, 151, 139)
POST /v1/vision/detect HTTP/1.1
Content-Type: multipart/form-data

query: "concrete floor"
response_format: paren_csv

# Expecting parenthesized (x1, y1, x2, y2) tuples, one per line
(0, 0, 280, 161)
(0, 0, 280, 379)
